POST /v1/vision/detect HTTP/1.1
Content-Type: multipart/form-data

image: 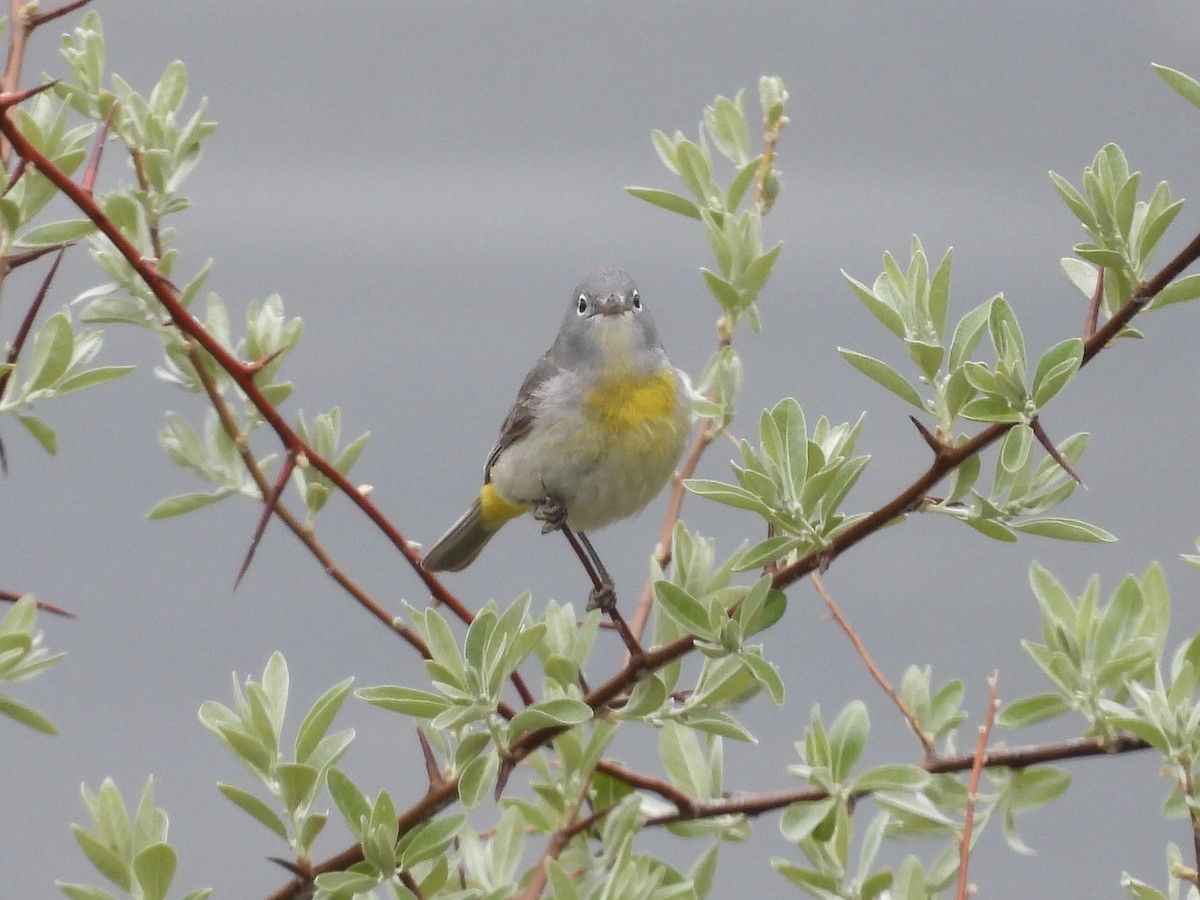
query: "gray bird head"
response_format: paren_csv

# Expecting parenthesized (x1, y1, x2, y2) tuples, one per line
(555, 268, 664, 358)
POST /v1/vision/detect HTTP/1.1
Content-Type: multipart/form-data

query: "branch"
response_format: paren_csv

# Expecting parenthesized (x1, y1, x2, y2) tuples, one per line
(0, 586, 74, 618)
(643, 730, 1149, 828)
(810, 572, 934, 757)
(514, 777, 590, 900)
(769, 226, 1200, 592)
(0, 91, 484, 624)
(957, 673, 998, 900)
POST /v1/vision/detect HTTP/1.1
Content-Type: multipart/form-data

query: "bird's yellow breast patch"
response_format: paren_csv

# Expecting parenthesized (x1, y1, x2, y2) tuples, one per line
(584, 366, 679, 432)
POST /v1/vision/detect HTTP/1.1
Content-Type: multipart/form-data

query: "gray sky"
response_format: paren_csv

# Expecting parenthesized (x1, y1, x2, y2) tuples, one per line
(5, 2, 1200, 896)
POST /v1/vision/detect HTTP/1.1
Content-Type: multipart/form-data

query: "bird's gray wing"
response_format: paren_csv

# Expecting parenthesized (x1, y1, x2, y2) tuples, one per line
(483, 349, 562, 482)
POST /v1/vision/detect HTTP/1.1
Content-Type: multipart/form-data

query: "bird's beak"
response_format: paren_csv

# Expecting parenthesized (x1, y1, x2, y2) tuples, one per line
(597, 295, 627, 316)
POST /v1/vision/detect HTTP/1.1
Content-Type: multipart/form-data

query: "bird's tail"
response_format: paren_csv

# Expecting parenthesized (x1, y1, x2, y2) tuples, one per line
(422, 497, 499, 572)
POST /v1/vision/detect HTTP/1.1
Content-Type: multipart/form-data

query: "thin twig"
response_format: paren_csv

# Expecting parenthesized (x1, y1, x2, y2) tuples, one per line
(810, 573, 934, 757)
(957, 673, 998, 900)
(0, 587, 75, 618)
(770, 227, 1200, 593)
(234, 451, 296, 589)
(0, 244, 68, 473)
(269, 214, 1200, 891)
(627, 321, 731, 649)
(0, 94, 482, 621)
(514, 777, 591, 900)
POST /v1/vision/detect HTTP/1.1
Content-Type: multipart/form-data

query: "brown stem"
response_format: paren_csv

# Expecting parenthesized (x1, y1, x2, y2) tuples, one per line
(0, 98, 482, 622)
(770, 226, 1200, 593)
(234, 452, 296, 589)
(957, 673, 998, 900)
(810, 573, 934, 757)
(514, 776, 590, 900)
(0, 587, 74, 618)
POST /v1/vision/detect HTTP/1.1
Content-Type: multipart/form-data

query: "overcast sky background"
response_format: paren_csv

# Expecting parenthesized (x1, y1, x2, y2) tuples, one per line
(5, 3, 1200, 897)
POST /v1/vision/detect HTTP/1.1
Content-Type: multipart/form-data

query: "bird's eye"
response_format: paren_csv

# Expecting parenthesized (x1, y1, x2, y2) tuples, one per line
(577, 294, 588, 315)
(631, 289, 642, 311)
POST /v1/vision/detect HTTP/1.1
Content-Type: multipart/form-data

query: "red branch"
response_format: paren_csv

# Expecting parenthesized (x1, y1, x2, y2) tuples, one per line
(957, 673, 999, 900)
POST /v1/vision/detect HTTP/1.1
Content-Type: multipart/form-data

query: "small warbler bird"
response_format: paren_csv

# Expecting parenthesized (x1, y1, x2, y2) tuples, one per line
(422, 268, 691, 610)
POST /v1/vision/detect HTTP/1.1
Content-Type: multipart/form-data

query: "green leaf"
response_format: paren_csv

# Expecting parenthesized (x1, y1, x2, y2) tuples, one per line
(1012, 517, 1117, 542)
(843, 271, 906, 339)
(15, 218, 97, 247)
(217, 783, 287, 839)
(357, 685, 450, 719)
(740, 652, 784, 706)
(25, 311, 74, 392)
(655, 581, 716, 639)
(965, 517, 1017, 542)
(650, 129, 679, 173)
(295, 677, 354, 765)
(0, 694, 58, 733)
(685, 478, 771, 515)
(995, 693, 1070, 728)
(16, 413, 57, 455)
(326, 768, 370, 837)
(959, 397, 1023, 423)
(1050, 171, 1098, 231)
(853, 765, 931, 794)
(507, 698, 592, 741)
(1060, 258, 1099, 299)
(701, 268, 742, 313)
(52, 365, 135, 397)
(626, 186, 701, 219)
(727, 157, 761, 210)
(838, 348, 923, 409)
(779, 797, 837, 843)
(145, 491, 231, 519)
(1147, 273, 1200, 310)
(399, 813, 466, 868)
(1009, 765, 1071, 810)
(55, 884, 118, 900)
(71, 825, 131, 892)
(999, 423, 1033, 474)
(1153, 63, 1200, 111)
(132, 843, 176, 900)
(457, 751, 499, 809)
(741, 242, 783, 296)
(660, 720, 709, 798)
(827, 700, 868, 781)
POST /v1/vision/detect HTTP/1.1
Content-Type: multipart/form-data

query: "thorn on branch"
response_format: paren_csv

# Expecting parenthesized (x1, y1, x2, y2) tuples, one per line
(0, 79, 59, 110)
(0, 245, 68, 438)
(81, 101, 116, 197)
(909, 415, 947, 456)
(27, 0, 97, 31)
(418, 728, 445, 788)
(1, 158, 28, 196)
(267, 856, 311, 881)
(234, 453, 297, 589)
(1030, 416, 1083, 486)
(4, 241, 73, 273)
(243, 346, 287, 377)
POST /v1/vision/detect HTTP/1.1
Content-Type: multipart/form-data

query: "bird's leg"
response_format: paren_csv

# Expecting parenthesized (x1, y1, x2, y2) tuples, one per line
(576, 531, 616, 613)
(534, 493, 619, 613)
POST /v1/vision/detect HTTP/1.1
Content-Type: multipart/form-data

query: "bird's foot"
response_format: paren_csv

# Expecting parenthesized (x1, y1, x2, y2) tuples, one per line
(587, 581, 617, 613)
(533, 494, 568, 534)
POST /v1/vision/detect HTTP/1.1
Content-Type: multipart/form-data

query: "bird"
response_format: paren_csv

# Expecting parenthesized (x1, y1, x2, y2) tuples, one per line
(422, 268, 691, 611)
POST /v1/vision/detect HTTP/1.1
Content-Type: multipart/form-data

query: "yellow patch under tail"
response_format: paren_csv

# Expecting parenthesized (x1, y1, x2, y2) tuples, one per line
(479, 481, 528, 529)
